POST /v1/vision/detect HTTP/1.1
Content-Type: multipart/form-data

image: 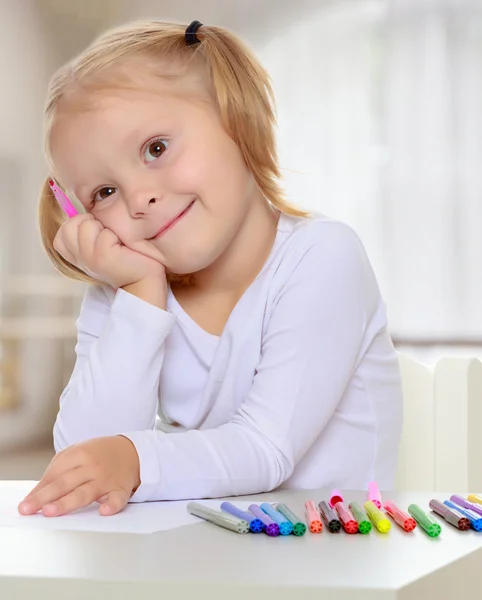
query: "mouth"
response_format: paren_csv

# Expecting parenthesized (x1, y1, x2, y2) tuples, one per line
(148, 200, 196, 240)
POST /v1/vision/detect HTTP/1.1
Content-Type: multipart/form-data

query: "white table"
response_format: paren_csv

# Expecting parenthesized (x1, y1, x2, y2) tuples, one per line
(1, 486, 482, 599)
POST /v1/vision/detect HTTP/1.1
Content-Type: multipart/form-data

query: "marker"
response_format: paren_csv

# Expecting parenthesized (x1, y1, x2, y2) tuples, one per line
(249, 504, 280, 537)
(187, 502, 250, 534)
(305, 500, 323, 533)
(329, 488, 344, 509)
(468, 494, 482, 506)
(48, 178, 78, 218)
(275, 504, 307, 536)
(450, 495, 482, 518)
(348, 502, 372, 534)
(384, 500, 416, 532)
(318, 500, 341, 533)
(364, 500, 391, 533)
(334, 502, 358, 534)
(220, 502, 264, 533)
(408, 504, 442, 537)
(368, 482, 382, 509)
(444, 500, 482, 532)
(260, 503, 293, 535)
(429, 499, 470, 531)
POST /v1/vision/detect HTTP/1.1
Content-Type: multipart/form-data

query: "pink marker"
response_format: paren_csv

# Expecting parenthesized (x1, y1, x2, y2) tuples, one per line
(329, 488, 344, 509)
(384, 500, 416, 532)
(368, 481, 382, 509)
(49, 178, 78, 218)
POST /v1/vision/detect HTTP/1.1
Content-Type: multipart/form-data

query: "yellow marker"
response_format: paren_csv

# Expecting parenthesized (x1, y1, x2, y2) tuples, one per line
(468, 494, 482, 506)
(364, 500, 391, 533)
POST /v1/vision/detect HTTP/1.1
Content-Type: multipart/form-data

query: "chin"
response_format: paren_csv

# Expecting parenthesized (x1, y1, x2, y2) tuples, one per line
(164, 261, 206, 277)
(164, 248, 218, 277)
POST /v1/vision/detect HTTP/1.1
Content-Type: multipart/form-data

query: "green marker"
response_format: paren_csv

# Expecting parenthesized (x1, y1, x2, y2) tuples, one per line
(275, 503, 307, 536)
(408, 504, 441, 537)
(349, 502, 372, 534)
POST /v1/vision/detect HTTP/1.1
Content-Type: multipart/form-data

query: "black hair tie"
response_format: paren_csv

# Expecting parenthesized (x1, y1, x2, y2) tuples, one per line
(185, 20, 203, 46)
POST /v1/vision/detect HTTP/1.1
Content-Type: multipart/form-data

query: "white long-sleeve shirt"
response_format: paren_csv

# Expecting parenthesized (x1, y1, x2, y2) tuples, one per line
(53, 213, 403, 501)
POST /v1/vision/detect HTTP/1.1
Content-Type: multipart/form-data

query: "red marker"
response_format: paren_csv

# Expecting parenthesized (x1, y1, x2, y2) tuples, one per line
(384, 500, 417, 532)
(335, 501, 358, 534)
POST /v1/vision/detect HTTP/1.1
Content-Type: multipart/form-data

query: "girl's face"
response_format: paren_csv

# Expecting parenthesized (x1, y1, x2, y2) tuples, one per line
(50, 73, 260, 275)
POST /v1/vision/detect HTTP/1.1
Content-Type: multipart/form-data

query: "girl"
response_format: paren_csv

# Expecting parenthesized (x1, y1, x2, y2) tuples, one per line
(19, 20, 402, 518)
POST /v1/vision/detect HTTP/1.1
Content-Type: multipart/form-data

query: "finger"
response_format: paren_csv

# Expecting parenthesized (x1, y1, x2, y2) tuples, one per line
(22, 452, 62, 500)
(18, 466, 93, 515)
(99, 488, 130, 516)
(58, 214, 94, 260)
(53, 229, 78, 265)
(19, 447, 92, 510)
(77, 218, 104, 263)
(42, 480, 102, 517)
(95, 228, 121, 258)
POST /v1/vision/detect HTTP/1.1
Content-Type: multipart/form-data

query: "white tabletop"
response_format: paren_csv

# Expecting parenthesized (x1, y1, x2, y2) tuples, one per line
(1, 486, 482, 599)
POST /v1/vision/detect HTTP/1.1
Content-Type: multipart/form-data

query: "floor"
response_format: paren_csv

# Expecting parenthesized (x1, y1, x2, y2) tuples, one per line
(0, 443, 54, 481)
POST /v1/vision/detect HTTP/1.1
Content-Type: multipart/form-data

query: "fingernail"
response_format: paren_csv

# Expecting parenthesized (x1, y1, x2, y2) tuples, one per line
(43, 504, 58, 516)
(101, 505, 113, 515)
(18, 502, 33, 515)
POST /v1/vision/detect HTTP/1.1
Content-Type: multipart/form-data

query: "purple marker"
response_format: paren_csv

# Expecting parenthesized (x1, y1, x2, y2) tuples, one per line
(221, 502, 264, 533)
(249, 504, 280, 536)
(450, 495, 482, 518)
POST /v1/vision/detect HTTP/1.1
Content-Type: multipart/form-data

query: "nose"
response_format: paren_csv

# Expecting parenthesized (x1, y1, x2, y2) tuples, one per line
(125, 190, 160, 218)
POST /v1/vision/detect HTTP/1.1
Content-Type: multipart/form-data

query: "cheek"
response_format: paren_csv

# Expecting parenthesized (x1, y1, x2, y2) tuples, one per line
(167, 138, 247, 195)
(165, 151, 209, 193)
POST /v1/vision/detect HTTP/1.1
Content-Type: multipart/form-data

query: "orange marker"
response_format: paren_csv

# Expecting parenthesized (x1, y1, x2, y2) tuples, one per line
(305, 500, 323, 533)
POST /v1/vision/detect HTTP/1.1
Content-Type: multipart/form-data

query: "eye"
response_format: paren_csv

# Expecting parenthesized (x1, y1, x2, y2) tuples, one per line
(143, 138, 169, 163)
(92, 186, 117, 204)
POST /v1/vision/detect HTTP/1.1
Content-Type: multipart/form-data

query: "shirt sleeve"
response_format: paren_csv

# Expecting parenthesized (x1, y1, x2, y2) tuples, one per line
(53, 285, 176, 451)
(123, 223, 386, 502)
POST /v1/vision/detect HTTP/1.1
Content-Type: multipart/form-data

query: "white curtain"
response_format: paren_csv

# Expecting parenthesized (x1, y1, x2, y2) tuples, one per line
(255, 0, 482, 342)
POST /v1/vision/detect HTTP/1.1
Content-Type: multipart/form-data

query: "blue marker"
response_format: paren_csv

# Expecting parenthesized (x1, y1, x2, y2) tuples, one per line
(220, 502, 264, 533)
(444, 500, 482, 531)
(260, 502, 293, 535)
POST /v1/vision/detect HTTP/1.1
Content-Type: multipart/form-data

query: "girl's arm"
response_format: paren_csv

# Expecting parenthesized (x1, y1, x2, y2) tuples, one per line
(53, 284, 176, 451)
(122, 223, 401, 501)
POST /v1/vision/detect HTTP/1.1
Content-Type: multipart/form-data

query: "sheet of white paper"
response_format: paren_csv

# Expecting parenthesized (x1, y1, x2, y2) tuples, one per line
(0, 481, 261, 534)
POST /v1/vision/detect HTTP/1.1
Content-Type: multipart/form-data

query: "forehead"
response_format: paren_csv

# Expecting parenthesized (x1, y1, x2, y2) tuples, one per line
(49, 63, 213, 150)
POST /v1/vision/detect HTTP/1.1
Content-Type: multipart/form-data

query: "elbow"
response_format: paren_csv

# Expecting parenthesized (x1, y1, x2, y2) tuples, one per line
(237, 428, 296, 494)
(265, 449, 295, 491)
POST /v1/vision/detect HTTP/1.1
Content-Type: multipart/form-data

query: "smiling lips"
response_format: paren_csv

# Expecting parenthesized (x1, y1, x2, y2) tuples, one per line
(148, 200, 195, 240)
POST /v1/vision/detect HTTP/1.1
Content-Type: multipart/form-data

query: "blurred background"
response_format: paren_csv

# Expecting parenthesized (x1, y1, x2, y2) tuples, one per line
(1, 0, 481, 478)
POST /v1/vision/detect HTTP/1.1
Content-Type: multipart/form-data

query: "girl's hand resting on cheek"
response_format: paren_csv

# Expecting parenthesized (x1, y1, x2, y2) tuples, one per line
(18, 436, 141, 517)
(54, 214, 165, 289)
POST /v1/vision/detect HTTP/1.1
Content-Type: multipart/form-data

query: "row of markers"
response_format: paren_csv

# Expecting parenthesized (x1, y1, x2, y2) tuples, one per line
(187, 483, 482, 538)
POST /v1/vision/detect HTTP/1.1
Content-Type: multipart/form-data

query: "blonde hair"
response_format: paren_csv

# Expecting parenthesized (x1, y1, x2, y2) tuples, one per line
(39, 20, 309, 283)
